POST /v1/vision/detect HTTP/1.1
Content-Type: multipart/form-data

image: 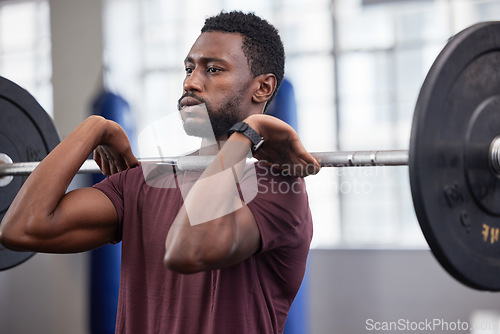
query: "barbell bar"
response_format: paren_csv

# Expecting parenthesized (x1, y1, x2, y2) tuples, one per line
(0, 150, 410, 180)
(2, 21, 500, 291)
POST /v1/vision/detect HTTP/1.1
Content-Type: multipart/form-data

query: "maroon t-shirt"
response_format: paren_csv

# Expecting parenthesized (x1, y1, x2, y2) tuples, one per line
(93, 162, 313, 334)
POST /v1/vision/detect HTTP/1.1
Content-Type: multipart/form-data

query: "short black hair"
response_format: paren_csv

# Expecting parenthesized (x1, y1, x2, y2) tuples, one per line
(202, 11, 285, 106)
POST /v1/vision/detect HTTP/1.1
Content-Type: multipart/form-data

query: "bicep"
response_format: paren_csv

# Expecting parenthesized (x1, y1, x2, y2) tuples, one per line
(30, 187, 118, 253)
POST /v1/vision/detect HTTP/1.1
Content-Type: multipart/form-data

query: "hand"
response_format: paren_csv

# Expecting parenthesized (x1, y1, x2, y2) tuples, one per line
(243, 114, 320, 177)
(93, 120, 139, 175)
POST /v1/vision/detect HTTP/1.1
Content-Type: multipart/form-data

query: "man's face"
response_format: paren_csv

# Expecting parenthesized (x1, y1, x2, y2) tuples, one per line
(177, 31, 254, 139)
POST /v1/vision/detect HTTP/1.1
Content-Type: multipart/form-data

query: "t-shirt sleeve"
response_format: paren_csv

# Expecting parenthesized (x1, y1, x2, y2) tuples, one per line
(92, 170, 127, 243)
(244, 164, 311, 253)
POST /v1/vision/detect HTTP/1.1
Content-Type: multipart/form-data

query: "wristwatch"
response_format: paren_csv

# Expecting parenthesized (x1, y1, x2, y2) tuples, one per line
(227, 121, 265, 154)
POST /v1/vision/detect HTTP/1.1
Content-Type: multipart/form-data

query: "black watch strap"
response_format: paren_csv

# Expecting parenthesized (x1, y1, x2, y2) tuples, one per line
(227, 121, 264, 154)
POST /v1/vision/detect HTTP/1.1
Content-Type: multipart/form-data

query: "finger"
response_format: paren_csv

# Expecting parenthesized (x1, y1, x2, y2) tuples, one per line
(114, 155, 128, 172)
(292, 157, 320, 177)
(99, 155, 111, 176)
(107, 154, 121, 174)
(94, 147, 113, 175)
(301, 157, 321, 176)
(289, 141, 320, 176)
(126, 158, 139, 169)
(125, 152, 140, 168)
(113, 147, 138, 170)
(300, 160, 321, 177)
(93, 150, 102, 170)
(109, 163, 118, 175)
(278, 152, 319, 177)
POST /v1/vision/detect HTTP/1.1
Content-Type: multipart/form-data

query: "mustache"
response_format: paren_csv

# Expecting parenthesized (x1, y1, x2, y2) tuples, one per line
(177, 92, 207, 110)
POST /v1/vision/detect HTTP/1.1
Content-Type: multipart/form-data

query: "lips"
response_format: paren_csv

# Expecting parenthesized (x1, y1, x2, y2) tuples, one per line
(179, 100, 208, 122)
(179, 96, 203, 109)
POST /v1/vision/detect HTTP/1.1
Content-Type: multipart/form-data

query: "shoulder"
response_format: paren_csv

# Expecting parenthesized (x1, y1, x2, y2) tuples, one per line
(93, 165, 145, 194)
(245, 162, 312, 252)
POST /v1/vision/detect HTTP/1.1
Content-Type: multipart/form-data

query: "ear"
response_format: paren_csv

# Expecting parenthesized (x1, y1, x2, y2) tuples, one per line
(252, 74, 277, 104)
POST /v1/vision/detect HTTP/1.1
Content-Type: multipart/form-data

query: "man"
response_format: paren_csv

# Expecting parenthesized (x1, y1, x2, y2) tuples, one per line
(0, 11, 319, 334)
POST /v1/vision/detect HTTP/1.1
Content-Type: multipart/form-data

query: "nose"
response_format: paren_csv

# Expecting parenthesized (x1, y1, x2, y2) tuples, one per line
(183, 68, 204, 92)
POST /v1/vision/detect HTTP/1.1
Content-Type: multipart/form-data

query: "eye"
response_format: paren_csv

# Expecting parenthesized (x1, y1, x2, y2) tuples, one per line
(185, 67, 193, 75)
(207, 67, 221, 73)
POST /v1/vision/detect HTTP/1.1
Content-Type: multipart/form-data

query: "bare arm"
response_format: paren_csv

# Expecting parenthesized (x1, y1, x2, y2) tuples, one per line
(0, 116, 138, 253)
(164, 114, 319, 273)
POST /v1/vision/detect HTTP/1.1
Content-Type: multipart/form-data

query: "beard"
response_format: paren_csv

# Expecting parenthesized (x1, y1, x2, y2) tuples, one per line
(178, 92, 245, 139)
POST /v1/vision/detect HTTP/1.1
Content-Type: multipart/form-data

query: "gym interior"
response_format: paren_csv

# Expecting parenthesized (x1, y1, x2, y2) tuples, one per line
(2, 0, 500, 333)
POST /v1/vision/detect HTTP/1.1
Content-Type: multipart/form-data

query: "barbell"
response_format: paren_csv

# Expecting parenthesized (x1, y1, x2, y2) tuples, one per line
(1, 21, 500, 291)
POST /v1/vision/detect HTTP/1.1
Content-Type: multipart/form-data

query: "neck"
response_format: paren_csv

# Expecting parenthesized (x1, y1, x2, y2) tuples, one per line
(199, 137, 226, 155)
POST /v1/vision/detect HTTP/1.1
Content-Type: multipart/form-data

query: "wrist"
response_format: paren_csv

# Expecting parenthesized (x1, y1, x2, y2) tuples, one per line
(227, 119, 264, 154)
(86, 116, 120, 147)
(242, 114, 262, 136)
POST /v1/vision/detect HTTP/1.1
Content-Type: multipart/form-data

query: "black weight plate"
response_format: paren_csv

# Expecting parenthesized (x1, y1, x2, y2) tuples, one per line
(0, 76, 60, 270)
(410, 22, 500, 290)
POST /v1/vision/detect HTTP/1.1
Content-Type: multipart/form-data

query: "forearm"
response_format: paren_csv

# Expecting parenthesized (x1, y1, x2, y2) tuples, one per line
(0, 116, 109, 240)
(164, 131, 257, 272)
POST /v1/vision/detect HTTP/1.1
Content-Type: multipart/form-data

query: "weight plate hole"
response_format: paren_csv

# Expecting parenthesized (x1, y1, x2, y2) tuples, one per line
(489, 136, 500, 178)
(0, 153, 14, 187)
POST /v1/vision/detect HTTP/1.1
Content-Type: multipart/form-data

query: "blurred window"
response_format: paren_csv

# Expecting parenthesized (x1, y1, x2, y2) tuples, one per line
(0, 0, 52, 115)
